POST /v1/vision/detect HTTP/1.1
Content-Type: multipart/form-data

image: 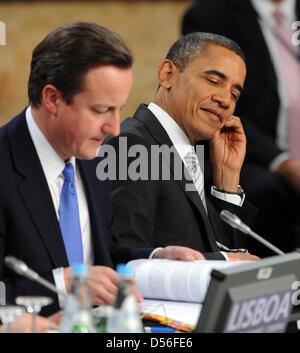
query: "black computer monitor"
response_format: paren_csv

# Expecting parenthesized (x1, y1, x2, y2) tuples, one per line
(195, 252, 300, 333)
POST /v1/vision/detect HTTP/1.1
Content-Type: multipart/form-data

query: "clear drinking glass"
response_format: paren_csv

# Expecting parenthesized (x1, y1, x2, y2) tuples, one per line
(0, 305, 25, 332)
(15, 296, 52, 333)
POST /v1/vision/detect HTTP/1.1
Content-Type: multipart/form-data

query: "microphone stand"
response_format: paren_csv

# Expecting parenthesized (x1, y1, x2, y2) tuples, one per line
(220, 210, 285, 255)
(4, 256, 67, 297)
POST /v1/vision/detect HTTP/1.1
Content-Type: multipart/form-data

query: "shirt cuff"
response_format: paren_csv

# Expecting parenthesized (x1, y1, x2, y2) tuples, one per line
(211, 186, 245, 206)
(220, 252, 229, 261)
(149, 247, 163, 259)
(53, 267, 67, 308)
(269, 152, 291, 172)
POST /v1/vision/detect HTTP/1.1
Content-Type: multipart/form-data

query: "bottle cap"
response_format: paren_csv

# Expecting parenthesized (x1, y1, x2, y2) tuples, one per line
(116, 264, 134, 279)
(72, 263, 87, 276)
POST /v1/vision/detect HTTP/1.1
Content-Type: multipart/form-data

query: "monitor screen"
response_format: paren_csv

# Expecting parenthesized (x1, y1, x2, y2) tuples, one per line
(195, 252, 300, 333)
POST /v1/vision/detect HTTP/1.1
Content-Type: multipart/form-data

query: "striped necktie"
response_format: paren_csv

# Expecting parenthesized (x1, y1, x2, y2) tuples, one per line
(184, 147, 207, 212)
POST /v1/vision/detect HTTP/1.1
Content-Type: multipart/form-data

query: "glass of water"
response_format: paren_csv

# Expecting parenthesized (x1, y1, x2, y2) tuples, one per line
(15, 296, 52, 333)
(0, 305, 25, 333)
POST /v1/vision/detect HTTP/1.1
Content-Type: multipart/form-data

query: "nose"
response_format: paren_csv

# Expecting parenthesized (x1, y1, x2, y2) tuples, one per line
(212, 89, 231, 109)
(102, 110, 121, 137)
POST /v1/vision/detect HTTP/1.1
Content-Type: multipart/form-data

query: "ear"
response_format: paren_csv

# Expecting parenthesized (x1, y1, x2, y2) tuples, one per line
(41, 84, 62, 115)
(157, 59, 178, 90)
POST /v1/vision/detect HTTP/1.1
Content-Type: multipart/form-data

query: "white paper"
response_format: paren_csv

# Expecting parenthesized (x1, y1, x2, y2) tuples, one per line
(142, 299, 202, 327)
(129, 259, 240, 303)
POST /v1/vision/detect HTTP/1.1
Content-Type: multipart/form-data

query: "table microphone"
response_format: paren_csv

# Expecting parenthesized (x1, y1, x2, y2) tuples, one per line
(4, 256, 67, 297)
(220, 210, 285, 255)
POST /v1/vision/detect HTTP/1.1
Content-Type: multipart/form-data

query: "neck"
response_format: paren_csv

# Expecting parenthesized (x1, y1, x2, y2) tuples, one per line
(30, 106, 69, 161)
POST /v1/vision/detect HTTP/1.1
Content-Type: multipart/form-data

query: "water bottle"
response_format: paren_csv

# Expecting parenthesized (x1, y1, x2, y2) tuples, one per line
(93, 305, 113, 333)
(61, 263, 96, 333)
(106, 264, 143, 333)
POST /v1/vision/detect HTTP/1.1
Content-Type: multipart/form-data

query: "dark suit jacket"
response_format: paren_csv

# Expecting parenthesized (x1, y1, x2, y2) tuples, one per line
(0, 110, 152, 315)
(105, 105, 256, 259)
(182, 0, 300, 167)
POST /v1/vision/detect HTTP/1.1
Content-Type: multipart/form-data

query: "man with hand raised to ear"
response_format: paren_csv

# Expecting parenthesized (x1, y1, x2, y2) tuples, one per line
(106, 32, 259, 262)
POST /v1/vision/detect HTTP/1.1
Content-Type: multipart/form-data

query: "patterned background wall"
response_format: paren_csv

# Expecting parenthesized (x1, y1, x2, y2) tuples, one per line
(0, 0, 191, 124)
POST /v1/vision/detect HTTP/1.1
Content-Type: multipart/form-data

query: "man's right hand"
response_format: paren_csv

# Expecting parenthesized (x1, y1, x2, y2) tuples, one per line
(64, 266, 143, 306)
(64, 266, 119, 306)
(0, 313, 58, 333)
(226, 252, 260, 261)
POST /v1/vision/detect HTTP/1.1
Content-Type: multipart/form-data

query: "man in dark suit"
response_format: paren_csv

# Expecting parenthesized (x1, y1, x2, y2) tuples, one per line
(104, 32, 258, 261)
(182, 0, 300, 255)
(0, 22, 204, 315)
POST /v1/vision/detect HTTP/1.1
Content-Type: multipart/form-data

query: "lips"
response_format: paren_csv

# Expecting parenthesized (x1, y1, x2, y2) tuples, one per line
(201, 108, 223, 123)
(91, 138, 103, 145)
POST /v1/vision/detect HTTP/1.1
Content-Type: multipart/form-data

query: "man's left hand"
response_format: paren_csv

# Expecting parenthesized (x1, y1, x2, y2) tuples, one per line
(210, 115, 246, 192)
(152, 246, 205, 261)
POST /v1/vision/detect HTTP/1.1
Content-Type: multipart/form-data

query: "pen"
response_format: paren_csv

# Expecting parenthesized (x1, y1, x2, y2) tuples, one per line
(144, 326, 176, 333)
(142, 313, 194, 332)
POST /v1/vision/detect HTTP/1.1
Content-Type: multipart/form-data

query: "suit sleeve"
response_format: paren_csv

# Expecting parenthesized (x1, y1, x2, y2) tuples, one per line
(111, 176, 159, 249)
(1, 269, 60, 317)
(106, 134, 230, 261)
(101, 178, 154, 265)
(111, 178, 226, 260)
(208, 196, 258, 249)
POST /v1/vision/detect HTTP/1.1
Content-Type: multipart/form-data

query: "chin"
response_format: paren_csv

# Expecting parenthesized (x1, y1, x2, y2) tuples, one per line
(194, 132, 214, 142)
(85, 153, 98, 160)
(202, 127, 219, 140)
(76, 150, 97, 160)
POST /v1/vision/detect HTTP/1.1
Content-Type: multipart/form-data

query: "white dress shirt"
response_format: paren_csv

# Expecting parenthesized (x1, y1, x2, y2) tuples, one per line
(26, 107, 92, 301)
(251, 0, 296, 170)
(148, 103, 244, 207)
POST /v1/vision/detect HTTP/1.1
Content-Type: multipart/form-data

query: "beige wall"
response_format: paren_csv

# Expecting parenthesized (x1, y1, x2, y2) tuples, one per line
(0, 0, 192, 125)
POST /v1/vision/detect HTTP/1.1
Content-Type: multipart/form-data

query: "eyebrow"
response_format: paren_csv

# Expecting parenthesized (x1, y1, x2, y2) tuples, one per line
(91, 102, 128, 110)
(204, 69, 243, 94)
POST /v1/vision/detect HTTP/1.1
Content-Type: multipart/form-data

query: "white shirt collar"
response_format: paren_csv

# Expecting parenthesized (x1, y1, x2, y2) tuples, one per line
(26, 106, 76, 186)
(147, 102, 193, 160)
(251, 0, 296, 25)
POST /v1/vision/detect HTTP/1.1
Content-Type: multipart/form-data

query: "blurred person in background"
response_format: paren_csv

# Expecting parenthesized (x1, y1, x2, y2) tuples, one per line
(183, 0, 300, 256)
(105, 32, 259, 262)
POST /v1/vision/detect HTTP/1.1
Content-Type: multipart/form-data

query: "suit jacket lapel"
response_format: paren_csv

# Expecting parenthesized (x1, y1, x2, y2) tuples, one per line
(8, 112, 69, 268)
(134, 105, 218, 250)
(77, 160, 113, 267)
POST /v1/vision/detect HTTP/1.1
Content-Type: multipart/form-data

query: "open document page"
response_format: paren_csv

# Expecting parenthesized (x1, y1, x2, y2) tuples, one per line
(128, 259, 242, 303)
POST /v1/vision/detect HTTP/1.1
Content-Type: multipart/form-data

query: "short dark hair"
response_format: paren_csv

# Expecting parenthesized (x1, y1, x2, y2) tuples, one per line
(166, 32, 246, 71)
(28, 22, 133, 107)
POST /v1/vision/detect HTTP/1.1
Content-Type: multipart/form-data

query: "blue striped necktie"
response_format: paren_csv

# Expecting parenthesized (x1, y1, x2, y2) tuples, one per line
(59, 163, 83, 265)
